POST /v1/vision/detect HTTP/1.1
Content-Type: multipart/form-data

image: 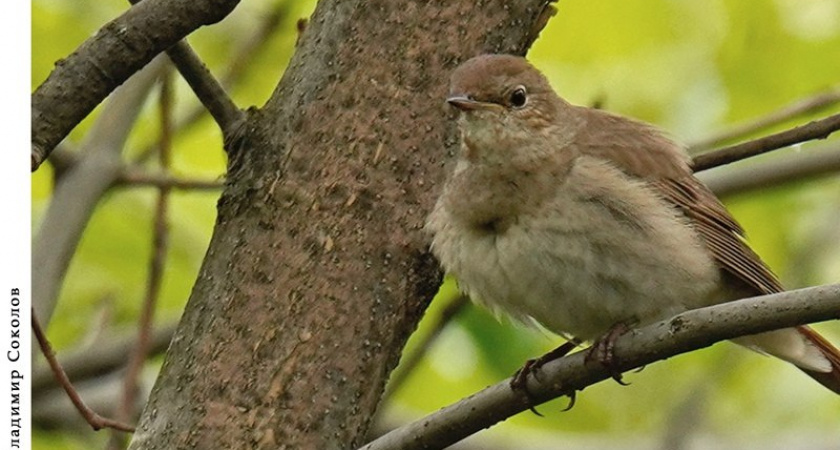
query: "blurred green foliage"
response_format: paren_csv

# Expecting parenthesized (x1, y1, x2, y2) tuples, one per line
(32, 0, 840, 448)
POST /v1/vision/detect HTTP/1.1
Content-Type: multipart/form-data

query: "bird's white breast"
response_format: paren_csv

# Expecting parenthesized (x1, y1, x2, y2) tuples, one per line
(427, 156, 722, 340)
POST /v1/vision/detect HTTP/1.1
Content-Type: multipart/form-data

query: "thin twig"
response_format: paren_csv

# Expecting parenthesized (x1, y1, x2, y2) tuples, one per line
(689, 88, 840, 152)
(162, 42, 243, 134)
(32, 321, 179, 394)
(359, 284, 840, 450)
(31, 309, 135, 433)
(702, 144, 840, 197)
(123, 0, 242, 134)
(692, 113, 840, 172)
(113, 72, 175, 446)
(132, 2, 288, 164)
(116, 170, 224, 190)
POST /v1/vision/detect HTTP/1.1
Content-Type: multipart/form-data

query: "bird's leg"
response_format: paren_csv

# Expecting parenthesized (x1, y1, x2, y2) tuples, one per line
(585, 322, 631, 385)
(510, 339, 580, 415)
(511, 340, 580, 392)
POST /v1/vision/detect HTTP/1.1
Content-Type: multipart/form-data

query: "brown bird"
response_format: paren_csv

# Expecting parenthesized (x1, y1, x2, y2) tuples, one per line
(426, 54, 840, 393)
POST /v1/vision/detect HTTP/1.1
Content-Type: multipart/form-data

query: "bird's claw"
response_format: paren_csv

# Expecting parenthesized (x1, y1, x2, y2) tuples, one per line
(510, 340, 580, 416)
(560, 390, 577, 412)
(586, 323, 631, 385)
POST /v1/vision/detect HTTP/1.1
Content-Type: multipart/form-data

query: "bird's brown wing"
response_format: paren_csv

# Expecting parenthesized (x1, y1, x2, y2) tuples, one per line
(574, 108, 840, 394)
(655, 169, 840, 394)
(574, 107, 783, 295)
(651, 176, 783, 295)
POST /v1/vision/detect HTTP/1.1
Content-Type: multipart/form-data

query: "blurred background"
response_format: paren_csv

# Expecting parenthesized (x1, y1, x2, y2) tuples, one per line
(32, 0, 840, 448)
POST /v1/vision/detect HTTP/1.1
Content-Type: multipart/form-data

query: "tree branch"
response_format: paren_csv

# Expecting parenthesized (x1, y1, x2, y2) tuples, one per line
(131, 2, 289, 165)
(32, 321, 178, 394)
(111, 73, 175, 448)
(33, 372, 144, 432)
(162, 41, 242, 133)
(116, 170, 225, 190)
(689, 87, 840, 152)
(32, 58, 166, 327)
(32, 309, 136, 433)
(701, 144, 840, 197)
(359, 284, 840, 450)
(31, 0, 241, 171)
(692, 113, 840, 172)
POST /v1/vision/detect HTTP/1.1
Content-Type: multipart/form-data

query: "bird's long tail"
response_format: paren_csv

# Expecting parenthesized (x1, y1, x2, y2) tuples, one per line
(732, 326, 840, 394)
(795, 326, 840, 394)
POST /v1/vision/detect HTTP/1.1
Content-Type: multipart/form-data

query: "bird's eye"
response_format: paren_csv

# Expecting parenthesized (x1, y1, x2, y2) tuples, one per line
(509, 86, 527, 108)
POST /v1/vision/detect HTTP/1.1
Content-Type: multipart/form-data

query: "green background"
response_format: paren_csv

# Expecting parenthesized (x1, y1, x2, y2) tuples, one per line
(32, 0, 840, 448)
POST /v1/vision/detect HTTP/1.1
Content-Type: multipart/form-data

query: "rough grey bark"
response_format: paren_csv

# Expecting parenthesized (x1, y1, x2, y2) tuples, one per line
(128, 1, 556, 448)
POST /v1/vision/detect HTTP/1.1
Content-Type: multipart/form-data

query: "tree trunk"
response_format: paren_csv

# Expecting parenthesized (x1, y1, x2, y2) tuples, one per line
(129, 1, 553, 448)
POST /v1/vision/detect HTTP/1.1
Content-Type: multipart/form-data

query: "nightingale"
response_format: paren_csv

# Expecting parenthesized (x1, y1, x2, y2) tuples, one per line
(426, 54, 840, 393)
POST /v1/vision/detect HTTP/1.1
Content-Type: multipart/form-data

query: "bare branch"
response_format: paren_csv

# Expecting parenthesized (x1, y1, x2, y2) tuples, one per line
(32, 322, 178, 394)
(130, 1, 288, 164)
(296, 18, 308, 45)
(117, 170, 225, 190)
(163, 42, 243, 134)
(32, 309, 136, 433)
(692, 113, 840, 172)
(702, 144, 840, 197)
(148, 1, 290, 134)
(31, 0, 241, 171)
(33, 373, 136, 431)
(117, 73, 174, 437)
(33, 59, 166, 327)
(359, 284, 840, 450)
(689, 87, 840, 152)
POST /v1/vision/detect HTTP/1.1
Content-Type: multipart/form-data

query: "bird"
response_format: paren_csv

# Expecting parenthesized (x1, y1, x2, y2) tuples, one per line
(426, 53, 840, 394)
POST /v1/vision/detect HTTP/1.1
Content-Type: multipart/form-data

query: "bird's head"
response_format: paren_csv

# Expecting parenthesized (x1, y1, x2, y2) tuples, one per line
(446, 54, 569, 164)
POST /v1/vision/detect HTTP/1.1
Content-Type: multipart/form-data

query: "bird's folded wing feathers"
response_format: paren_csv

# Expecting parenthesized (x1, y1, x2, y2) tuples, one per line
(574, 107, 783, 296)
(652, 177, 783, 296)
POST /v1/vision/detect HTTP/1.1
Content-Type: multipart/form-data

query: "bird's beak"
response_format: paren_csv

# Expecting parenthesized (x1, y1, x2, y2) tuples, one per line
(446, 96, 497, 112)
